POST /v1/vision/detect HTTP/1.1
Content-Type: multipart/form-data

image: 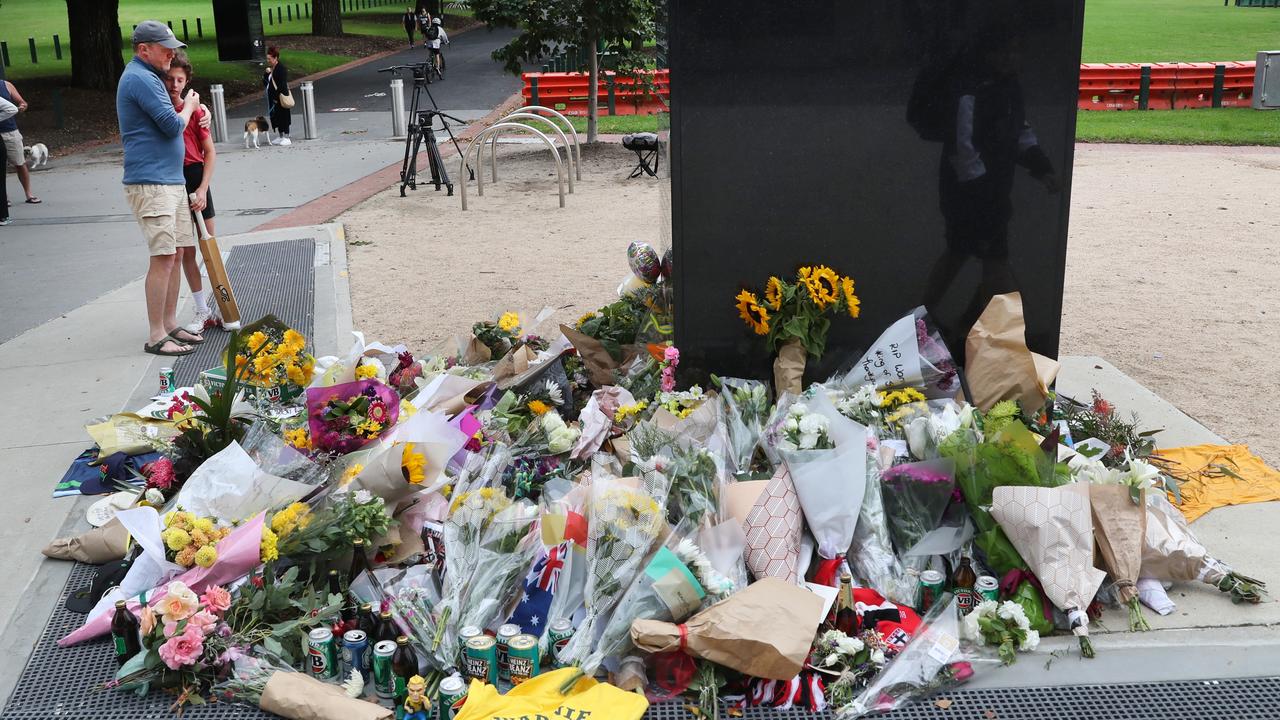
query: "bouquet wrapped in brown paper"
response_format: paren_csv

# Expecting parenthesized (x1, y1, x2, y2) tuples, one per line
(42, 517, 130, 564)
(964, 292, 1059, 412)
(215, 654, 390, 720)
(1142, 493, 1266, 604)
(630, 577, 824, 680)
(1089, 484, 1150, 631)
(991, 484, 1106, 658)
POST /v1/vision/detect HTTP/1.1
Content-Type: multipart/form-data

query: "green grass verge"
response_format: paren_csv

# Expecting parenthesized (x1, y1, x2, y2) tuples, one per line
(1083, 0, 1280, 62)
(1076, 108, 1280, 146)
(512, 114, 663, 136)
(0, 0, 411, 81)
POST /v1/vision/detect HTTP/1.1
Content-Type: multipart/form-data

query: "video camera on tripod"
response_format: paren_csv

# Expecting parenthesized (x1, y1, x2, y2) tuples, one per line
(379, 62, 473, 197)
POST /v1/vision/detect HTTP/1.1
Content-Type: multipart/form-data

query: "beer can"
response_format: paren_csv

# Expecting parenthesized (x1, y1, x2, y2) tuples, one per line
(159, 367, 176, 395)
(547, 618, 574, 667)
(341, 630, 369, 682)
(976, 575, 1000, 603)
(506, 634, 540, 685)
(495, 623, 520, 680)
(308, 627, 339, 680)
(458, 625, 483, 652)
(463, 635, 498, 685)
(372, 639, 397, 699)
(918, 570, 946, 613)
(438, 674, 469, 720)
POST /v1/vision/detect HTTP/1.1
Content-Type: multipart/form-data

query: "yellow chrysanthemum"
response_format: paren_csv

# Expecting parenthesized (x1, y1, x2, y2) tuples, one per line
(355, 363, 378, 380)
(498, 312, 520, 333)
(765, 276, 784, 310)
(253, 350, 277, 375)
(175, 545, 198, 567)
(193, 517, 215, 534)
(247, 331, 269, 353)
(841, 276, 861, 318)
(284, 427, 312, 452)
(802, 265, 839, 309)
(527, 400, 551, 416)
(735, 290, 770, 336)
(190, 529, 210, 548)
(402, 443, 427, 485)
(194, 545, 218, 568)
(281, 329, 306, 353)
(260, 527, 279, 563)
(340, 463, 364, 487)
(164, 528, 192, 551)
(285, 363, 306, 386)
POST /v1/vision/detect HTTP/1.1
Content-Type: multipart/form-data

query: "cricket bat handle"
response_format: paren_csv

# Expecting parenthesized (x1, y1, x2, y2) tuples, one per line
(189, 194, 243, 330)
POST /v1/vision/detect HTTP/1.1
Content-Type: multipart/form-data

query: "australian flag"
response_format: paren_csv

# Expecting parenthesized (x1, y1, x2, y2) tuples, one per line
(507, 541, 569, 637)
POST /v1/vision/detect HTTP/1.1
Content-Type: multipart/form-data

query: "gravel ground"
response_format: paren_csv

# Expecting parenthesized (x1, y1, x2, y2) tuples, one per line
(341, 141, 1280, 466)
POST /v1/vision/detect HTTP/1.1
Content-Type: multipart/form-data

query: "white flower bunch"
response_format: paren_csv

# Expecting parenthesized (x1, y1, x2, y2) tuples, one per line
(674, 538, 736, 597)
(541, 411, 580, 454)
(962, 600, 1039, 665)
(832, 384, 882, 426)
(777, 402, 834, 451)
(1078, 450, 1163, 491)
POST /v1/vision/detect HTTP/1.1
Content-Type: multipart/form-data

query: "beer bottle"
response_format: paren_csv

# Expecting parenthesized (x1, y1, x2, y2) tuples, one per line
(953, 557, 978, 615)
(110, 600, 141, 667)
(376, 610, 399, 645)
(349, 538, 371, 585)
(835, 572, 857, 635)
(358, 602, 377, 639)
(391, 635, 418, 703)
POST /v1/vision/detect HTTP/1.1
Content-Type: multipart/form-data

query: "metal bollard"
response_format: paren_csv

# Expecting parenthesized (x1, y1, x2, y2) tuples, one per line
(210, 84, 229, 143)
(300, 81, 318, 140)
(390, 78, 406, 137)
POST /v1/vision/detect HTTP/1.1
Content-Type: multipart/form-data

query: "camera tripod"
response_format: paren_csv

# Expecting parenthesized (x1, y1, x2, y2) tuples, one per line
(379, 62, 471, 197)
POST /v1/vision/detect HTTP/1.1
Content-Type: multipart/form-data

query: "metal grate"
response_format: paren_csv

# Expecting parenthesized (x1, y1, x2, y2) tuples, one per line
(5, 563, 1280, 719)
(171, 239, 317, 388)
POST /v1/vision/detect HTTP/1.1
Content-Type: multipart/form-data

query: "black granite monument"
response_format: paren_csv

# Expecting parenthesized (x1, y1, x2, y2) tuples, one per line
(667, 0, 1085, 383)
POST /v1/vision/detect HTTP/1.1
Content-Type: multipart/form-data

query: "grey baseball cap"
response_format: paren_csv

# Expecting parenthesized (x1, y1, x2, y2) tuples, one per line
(132, 20, 186, 49)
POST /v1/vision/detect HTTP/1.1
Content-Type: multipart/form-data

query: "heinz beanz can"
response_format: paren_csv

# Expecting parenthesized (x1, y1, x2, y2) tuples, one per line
(373, 639, 397, 699)
(341, 630, 369, 682)
(438, 673, 469, 719)
(507, 634, 540, 685)
(463, 635, 498, 685)
(308, 627, 339, 680)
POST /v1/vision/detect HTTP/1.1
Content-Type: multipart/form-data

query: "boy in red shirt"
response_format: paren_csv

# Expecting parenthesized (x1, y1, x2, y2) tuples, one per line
(165, 52, 220, 333)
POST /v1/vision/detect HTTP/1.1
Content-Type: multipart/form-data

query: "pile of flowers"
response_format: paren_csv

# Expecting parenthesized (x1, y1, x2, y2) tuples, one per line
(162, 510, 230, 569)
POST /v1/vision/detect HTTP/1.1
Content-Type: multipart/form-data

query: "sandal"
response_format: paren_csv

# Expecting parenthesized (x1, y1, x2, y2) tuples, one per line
(144, 338, 195, 356)
(25, 197, 41, 204)
(168, 327, 204, 345)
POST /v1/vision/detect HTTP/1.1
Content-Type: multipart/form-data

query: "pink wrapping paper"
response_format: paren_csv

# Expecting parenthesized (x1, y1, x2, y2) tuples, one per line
(59, 513, 267, 647)
(306, 380, 400, 454)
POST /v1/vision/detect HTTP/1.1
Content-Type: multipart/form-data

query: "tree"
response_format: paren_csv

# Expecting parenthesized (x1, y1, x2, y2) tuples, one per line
(66, 0, 125, 90)
(312, 0, 344, 37)
(470, 0, 655, 143)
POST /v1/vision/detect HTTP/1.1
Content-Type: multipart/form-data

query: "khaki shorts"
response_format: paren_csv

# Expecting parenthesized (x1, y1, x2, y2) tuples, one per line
(1, 130, 22, 166)
(124, 184, 195, 256)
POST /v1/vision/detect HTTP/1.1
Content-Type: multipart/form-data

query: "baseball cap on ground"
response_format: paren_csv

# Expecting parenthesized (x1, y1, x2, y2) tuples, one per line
(132, 20, 186, 49)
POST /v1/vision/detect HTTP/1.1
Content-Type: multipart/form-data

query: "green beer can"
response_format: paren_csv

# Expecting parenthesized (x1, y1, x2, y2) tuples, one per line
(976, 575, 999, 603)
(547, 618, 574, 667)
(372, 639, 397, 699)
(438, 673, 469, 720)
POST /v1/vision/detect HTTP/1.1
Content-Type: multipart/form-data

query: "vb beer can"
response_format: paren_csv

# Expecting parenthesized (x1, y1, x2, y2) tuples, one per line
(438, 674, 469, 720)
(976, 575, 1000, 603)
(159, 367, 176, 395)
(547, 618, 574, 667)
(372, 639, 397, 699)
(308, 627, 339, 680)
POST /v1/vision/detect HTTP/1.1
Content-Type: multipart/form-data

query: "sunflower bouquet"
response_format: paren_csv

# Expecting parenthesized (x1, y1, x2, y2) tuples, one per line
(736, 265, 861, 394)
(231, 316, 315, 400)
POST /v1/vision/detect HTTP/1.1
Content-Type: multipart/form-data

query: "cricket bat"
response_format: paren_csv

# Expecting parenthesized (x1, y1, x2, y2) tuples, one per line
(190, 196, 242, 330)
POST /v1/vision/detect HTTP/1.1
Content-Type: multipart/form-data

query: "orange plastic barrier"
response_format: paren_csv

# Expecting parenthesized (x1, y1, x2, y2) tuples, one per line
(521, 70, 670, 116)
(1078, 62, 1256, 111)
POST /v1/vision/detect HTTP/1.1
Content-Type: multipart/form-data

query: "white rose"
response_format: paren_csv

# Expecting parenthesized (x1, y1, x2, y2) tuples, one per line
(145, 488, 165, 505)
(784, 417, 800, 432)
(836, 635, 865, 655)
(353, 489, 374, 505)
(790, 402, 809, 416)
(799, 432, 819, 450)
(1019, 629, 1040, 651)
(798, 414, 824, 435)
(870, 649, 886, 665)
(823, 653, 840, 667)
(961, 611, 981, 641)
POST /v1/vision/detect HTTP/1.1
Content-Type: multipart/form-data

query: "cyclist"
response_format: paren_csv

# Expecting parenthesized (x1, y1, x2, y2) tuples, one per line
(426, 18, 449, 76)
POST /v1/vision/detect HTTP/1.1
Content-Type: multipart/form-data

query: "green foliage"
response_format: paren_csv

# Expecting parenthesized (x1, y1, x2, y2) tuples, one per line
(172, 332, 253, 473)
(1076, 108, 1280, 148)
(225, 564, 344, 667)
(468, 0, 656, 75)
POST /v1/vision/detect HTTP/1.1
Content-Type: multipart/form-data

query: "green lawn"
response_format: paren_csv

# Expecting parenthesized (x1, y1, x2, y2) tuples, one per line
(0, 0, 409, 83)
(511, 114, 664, 136)
(1076, 108, 1280, 145)
(1082, 0, 1280, 62)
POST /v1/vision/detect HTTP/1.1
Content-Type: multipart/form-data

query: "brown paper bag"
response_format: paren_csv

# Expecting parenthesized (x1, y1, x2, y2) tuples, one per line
(1089, 485, 1146, 605)
(462, 336, 493, 366)
(630, 577, 824, 680)
(964, 293, 1059, 412)
(773, 338, 806, 396)
(561, 324, 620, 387)
(42, 517, 130, 563)
(260, 670, 392, 720)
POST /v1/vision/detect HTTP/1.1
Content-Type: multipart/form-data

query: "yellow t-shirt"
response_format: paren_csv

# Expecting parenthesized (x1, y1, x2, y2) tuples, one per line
(454, 668, 649, 720)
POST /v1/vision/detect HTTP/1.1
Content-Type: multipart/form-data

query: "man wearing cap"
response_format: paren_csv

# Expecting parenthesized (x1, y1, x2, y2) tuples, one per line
(117, 20, 205, 356)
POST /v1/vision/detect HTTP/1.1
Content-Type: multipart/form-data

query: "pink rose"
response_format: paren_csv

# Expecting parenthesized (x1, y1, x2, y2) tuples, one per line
(140, 605, 157, 636)
(201, 586, 232, 614)
(158, 625, 206, 670)
(663, 346, 680, 364)
(190, 610, 219, 633)
(660, 367, 676, 393)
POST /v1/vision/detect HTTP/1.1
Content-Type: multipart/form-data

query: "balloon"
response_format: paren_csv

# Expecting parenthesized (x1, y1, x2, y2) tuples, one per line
(627, 241, 662, 283)
(660, 248, 673, 280)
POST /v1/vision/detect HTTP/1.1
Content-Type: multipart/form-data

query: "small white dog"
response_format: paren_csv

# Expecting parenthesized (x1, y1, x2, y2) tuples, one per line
(23, 142, 48, 169)
(243, 116, 270, 148)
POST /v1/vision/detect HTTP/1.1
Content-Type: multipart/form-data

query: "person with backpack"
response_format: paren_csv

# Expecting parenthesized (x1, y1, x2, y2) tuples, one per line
(426, 18, 449, 75)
